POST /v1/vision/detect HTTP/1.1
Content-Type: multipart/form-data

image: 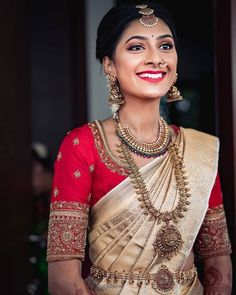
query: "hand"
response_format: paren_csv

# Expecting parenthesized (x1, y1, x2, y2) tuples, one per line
(203, 255, 232, 295)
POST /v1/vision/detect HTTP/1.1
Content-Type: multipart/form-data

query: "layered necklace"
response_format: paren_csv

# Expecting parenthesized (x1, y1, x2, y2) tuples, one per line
(114, 113, 191, 260)
(115, 114, 171, 158)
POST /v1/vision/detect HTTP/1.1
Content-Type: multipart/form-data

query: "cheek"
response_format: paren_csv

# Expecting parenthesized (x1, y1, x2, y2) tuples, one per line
(173, 55, 178, 69)
(116, 59, 137, 75)
(113, 51, 141, 75)
(169, 53, 177, 67)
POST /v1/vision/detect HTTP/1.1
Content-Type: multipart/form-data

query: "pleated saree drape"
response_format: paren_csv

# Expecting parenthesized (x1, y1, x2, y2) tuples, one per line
(86, 128, 219, 294)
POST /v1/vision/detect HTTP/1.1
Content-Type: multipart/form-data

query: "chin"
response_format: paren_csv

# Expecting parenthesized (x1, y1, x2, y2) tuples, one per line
(139, 91, 165, 100)
(138, 85, 169, 99)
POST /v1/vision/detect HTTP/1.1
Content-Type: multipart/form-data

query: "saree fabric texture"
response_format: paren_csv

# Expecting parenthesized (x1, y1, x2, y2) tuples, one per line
(47, 121, 231, 294)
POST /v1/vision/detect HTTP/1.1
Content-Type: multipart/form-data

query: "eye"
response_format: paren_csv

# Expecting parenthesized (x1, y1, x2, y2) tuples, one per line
(159, 42, 174, 50)
(127, 44, 144, 51)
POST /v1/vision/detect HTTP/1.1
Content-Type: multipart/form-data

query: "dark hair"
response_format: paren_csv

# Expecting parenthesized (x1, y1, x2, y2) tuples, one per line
(96, 2, 178, 64)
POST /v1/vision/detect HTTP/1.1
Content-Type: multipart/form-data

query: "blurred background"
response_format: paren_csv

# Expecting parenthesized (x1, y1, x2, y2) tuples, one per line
(0, 0, 235, 293)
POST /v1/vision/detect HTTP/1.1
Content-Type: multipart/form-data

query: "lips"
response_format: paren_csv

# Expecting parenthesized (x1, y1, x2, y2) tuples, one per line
(136, 70, 166, 82)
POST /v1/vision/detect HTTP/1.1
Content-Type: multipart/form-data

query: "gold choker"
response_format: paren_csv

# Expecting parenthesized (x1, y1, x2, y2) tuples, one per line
(115, 116, 171, 158)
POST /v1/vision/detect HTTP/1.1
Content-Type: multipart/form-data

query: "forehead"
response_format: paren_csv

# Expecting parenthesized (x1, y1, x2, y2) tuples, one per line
(118, 19, 173, 43)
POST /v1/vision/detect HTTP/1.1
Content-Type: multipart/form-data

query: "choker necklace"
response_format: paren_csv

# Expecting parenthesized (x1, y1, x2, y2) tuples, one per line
(115, 115, 171, 158)
(114, 116, 191, 260)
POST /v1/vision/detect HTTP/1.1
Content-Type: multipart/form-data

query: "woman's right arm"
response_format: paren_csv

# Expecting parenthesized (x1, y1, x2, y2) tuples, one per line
(47, 128, 94, 294)
(48, 260, 92, 295)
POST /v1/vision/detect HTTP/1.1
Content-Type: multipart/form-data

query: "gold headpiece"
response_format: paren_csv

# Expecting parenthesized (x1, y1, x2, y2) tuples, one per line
(136, 4, 158, 28)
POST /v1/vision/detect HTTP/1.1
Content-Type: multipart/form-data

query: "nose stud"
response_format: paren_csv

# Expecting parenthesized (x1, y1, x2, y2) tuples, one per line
(159, 59, 168, 68)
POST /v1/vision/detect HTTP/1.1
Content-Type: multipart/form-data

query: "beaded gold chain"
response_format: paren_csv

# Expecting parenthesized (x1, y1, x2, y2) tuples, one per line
(115, 115, 171, 158)
(115, 118, 191, 260)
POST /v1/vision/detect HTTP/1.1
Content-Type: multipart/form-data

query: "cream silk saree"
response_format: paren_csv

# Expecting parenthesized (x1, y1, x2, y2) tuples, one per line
(86, 127, 219, 294)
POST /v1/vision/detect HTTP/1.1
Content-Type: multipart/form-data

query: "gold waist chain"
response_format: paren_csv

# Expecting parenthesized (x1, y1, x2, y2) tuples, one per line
(90, 264, 197, 293)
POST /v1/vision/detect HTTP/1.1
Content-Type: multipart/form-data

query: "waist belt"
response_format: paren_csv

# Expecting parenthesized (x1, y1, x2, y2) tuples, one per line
(90, 264, 197, 293)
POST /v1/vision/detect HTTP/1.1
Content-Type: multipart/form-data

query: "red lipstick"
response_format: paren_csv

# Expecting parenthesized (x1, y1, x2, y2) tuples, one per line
(136, 70, 166, 82)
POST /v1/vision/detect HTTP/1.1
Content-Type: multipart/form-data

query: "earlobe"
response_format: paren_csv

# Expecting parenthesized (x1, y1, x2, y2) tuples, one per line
(103, 56, 116, 76)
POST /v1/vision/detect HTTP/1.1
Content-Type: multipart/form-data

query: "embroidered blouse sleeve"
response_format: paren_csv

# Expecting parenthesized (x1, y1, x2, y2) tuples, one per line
(194, 173, 232, 259)
(47, 128, 93, 262)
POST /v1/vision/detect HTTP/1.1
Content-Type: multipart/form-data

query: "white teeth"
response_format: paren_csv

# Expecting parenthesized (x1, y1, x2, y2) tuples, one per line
(138, 73, 163, 78)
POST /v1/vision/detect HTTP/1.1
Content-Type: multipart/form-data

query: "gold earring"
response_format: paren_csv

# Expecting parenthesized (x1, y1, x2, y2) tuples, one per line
(167, 73, 183, 102)
(106, 74, 124, 114)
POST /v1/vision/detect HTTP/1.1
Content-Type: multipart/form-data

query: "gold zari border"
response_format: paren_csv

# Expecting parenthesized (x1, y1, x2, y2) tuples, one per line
(89, 121, 128, 176)
(47, 201, 89, 262)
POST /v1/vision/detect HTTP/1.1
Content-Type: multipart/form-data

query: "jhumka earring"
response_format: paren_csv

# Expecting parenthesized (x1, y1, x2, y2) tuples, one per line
(106, 74, 124, 115)
(167, 73, 183, 102)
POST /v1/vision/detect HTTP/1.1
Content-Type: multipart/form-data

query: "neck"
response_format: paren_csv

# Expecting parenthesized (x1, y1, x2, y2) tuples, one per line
(117, 98, 162, 141)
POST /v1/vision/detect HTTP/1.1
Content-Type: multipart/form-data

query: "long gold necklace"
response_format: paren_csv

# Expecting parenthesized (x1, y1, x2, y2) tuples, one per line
(115, 115, 171, 158)
(114, 118, 191, 260)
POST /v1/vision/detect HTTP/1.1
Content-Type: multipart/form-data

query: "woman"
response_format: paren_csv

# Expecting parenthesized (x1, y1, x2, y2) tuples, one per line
(47, 3, 232, 294)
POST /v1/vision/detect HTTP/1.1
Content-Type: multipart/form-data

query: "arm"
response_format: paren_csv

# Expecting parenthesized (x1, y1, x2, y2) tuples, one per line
(194, 205, 232, 295)
(203, 255, 232, 295)
(46, 128, 94, 295)
(194, 174, 232, 294)
(48, 260, 93, 295)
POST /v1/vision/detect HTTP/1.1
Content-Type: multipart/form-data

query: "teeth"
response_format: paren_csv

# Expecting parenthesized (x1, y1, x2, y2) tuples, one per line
(138, 73, 163, 79)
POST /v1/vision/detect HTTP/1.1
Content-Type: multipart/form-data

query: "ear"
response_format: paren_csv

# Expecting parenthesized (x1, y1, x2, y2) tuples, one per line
(103, 56, 116, 76)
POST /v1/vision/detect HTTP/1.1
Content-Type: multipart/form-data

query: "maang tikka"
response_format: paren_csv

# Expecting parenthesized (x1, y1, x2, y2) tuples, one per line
(136, 4, 158, 27)
(106, 74, 124, 115)
(167, 73, 183, 102)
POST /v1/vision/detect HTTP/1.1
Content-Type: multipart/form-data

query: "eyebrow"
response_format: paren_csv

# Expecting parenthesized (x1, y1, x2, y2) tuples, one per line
(125, 34, 173, 44)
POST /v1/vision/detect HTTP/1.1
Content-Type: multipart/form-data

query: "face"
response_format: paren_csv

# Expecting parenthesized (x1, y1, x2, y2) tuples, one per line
(103, 19, 178, 101)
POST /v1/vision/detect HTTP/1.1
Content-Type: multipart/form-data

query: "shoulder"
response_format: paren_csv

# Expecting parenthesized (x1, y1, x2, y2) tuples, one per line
(61, 122, 94, 146)
(180, 127, 220, 154)
(181, 126, 219, 142)
(171, 124, 219, 151)
(57, 122, 96, 160)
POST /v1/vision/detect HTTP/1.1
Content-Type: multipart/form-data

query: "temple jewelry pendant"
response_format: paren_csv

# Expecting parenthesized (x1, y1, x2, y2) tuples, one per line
(153, 224, 183, 260)
(152, 265, 175, 293)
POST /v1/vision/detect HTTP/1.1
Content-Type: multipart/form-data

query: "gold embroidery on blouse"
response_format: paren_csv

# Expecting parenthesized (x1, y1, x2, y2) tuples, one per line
(88, 121, 127, 176)
(73, 137, 80, 145)
(47, 201, 89, 262)
(204, 204, 225, 219)
(89, 164, 94, 173)
(74, 169, 81, 179)
(57, 151, 62, 161)
(53, 187, 59, 197)
(194, 205, 232, 259)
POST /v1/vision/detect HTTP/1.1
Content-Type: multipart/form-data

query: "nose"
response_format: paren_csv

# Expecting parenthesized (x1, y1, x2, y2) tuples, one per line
(144, 48, 165, 68)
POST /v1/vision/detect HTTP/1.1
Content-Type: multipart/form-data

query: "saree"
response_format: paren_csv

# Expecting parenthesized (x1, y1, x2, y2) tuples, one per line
(86, 127, 219, 294)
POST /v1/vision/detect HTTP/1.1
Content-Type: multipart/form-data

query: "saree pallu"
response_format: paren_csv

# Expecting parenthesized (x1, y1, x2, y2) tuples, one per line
(86, 128, 219, 294)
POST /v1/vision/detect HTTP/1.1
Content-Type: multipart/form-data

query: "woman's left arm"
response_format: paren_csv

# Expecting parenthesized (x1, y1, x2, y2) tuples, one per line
(194, 174, 232, 294)
(203, 255, 232, 295)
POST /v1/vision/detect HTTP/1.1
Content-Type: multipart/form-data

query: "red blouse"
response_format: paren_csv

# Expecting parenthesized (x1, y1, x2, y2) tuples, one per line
(50, 122, 223, 209)
(47, 121, 231, 270)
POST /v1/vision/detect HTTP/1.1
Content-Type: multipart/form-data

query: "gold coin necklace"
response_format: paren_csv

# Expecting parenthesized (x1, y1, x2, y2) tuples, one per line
(114, 115, 191, 260)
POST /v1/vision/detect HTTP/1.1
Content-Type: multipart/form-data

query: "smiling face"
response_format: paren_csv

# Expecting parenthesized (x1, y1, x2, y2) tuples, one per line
(103, 19, 178, 101)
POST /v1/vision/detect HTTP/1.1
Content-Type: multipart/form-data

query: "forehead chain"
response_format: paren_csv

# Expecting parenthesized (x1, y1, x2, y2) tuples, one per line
(136, 4, 159, 28)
